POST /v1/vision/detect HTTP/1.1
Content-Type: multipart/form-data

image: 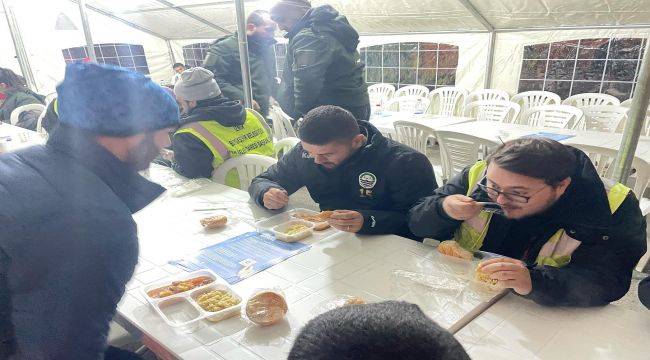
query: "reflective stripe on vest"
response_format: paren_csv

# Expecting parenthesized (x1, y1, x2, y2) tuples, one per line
(459, 160, 632, 268)
(174, 110, 274, 187)
(53, 98, 58, 115)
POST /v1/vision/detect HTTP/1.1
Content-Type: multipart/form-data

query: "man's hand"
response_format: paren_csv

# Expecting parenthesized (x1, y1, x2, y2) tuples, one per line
(262, 188, 289, 210)
(477, 257, 532, 295)
(328, 210, 364, 233)
(442, 195, 483, 220)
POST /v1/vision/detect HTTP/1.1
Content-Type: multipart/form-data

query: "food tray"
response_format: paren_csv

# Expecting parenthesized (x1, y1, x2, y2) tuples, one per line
(141, 270, 242, 332)
(271, 220, 314, 242)
(255, 208, 339, 243)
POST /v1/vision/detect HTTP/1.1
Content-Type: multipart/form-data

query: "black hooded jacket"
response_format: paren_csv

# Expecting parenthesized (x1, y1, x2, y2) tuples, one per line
(408, 146, 647, 307)
(171, 97, 246, 179)
(277, 5, 369, 118)
(249, 121, 437, 240)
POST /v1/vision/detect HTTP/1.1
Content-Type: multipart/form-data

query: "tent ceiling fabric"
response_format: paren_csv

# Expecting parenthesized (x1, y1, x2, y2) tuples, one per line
(82, 0, 650, 40)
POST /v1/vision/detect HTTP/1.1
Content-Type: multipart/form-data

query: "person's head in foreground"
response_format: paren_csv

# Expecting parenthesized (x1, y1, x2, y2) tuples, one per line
(56, 62, 179, 170)
(247, 10, 277, 42)
(288, 301, 470, 360)
(270, 0, 312, 32)
(484, 137, 576, 219)
(172, 62, 186, 74)
(174, 66, 222, 116)
(298, 105, 365, 170)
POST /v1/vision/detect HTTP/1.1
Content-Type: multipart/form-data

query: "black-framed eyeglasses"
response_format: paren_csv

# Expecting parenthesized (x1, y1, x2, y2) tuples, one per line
(477, 176, 547, 204)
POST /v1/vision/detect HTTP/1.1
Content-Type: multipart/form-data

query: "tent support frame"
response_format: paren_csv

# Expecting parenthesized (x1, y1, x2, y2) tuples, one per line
(613, 43, 650, 184)
(1, 0, 38, 91)
(77, 0, 97, 62)
(234, 0, 252, 109)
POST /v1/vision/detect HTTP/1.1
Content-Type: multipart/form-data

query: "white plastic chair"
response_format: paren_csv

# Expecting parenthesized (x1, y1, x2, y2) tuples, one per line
(10, 103, 45, 126)
(383, 95, 430, 114)
(581, 105, 628, 133)
(269, 106, 296, 140)
(522, 105, 584, 130)
(465, 100, 521, 123)
(620, 99, 650, 135)
(273, 137, 300, 158)
(567, 143, 650, 207)
(426, 87, 469, 117)
(393, 120, 436, 155)
(621, 99, 632, 107)
(37, 95, 57, 134)
(511, 91, 561, 122)
(562, 93, 620, 107)
(394, 85, 429, 98)
(212, 154, 277, 190)
(247, 108, 273, 138)
(368, 84, 395, 106)
(434, 130, 500, 182)
(467, 89, 510, 104)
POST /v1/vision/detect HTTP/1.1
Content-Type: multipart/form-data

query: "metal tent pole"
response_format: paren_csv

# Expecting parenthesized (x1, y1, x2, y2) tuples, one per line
(613, 45, 650, 183)
(2, 0, 38, 91)
(77, 0, 97, 62)
(234, 0, 253, 109)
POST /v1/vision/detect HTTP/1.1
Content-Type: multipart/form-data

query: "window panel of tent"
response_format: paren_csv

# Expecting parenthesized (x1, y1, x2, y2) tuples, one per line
(518, 38, 645, 101)
(360, 42, 458, 89)
(61, 44, 150, 76)
(182, 43, 209, 68)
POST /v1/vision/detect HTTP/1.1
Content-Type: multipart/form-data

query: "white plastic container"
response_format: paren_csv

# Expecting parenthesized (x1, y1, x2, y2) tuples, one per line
(141, 270, 242, 332)
(271, 220, 314, 242)
(255, 208, 339, 243)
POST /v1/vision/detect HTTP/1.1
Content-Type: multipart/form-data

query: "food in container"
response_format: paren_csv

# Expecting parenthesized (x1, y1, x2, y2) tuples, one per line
(292, 211, 334, 231)
(195, 289, 240, 312)
(272, 220, 313, 242)
(146, 276, 214, 298)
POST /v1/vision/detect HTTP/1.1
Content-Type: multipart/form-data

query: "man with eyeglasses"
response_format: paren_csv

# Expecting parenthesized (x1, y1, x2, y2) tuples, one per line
(409, 137, 646, 307)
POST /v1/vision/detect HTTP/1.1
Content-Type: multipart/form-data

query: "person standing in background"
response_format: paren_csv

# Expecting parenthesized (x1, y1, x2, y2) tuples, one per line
(203, 10, 278, 118)
(269, 0, 370, 121)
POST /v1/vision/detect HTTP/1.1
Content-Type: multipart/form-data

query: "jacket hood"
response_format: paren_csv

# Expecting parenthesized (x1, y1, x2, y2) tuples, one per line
(550, 146, 612, 229)
(181, 96, 246, 127)
(288, 5, 360, 52)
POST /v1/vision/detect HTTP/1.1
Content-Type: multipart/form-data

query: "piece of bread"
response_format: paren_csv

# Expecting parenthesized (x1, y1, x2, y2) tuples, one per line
(318, 211, 333, 219)
(437, 240, 473, 260)
(344, 296, 366, 306)
(312, 221, 331, 231)
(245, 291, 288, 326)
(474, 269, 503, 291)
(200, 215, 228, 229)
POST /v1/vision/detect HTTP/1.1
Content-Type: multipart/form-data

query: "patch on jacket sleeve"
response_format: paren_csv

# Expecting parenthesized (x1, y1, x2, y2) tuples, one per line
(294, 50, 318, 68)
(370, 215, 376, 228)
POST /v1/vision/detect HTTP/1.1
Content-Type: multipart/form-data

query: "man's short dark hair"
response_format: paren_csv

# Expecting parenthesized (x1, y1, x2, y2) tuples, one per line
(487, 137, 576, 185)
(172, 63, 185, 69)
(248, 10, 270, 26)
(288, 301, 471, 360)
(298, 105, 360, 145)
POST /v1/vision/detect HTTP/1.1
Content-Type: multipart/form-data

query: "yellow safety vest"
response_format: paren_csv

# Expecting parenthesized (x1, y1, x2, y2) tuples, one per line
(455, 160, 631, 268)
(174, 110, 274, 188)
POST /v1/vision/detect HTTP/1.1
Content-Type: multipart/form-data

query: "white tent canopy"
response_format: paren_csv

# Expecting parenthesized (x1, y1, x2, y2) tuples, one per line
(2, 0, 650, 95)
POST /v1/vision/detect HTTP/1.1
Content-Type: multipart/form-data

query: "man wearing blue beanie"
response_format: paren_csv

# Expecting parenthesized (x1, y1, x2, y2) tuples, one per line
(0, 63, 179, 359)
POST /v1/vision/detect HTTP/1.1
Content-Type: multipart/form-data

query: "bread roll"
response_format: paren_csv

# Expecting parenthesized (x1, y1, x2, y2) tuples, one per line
(200, 215, 228, 229)
(245, 291, 288, 326)
(437, 240, 473, 260)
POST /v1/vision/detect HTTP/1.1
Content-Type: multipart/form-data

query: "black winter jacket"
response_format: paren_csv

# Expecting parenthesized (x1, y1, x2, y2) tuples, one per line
(408, 147, 647, 307)
(203, 33, 277, 117)
(249, 121, 437, 239)
(277, 5, 369, 119)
